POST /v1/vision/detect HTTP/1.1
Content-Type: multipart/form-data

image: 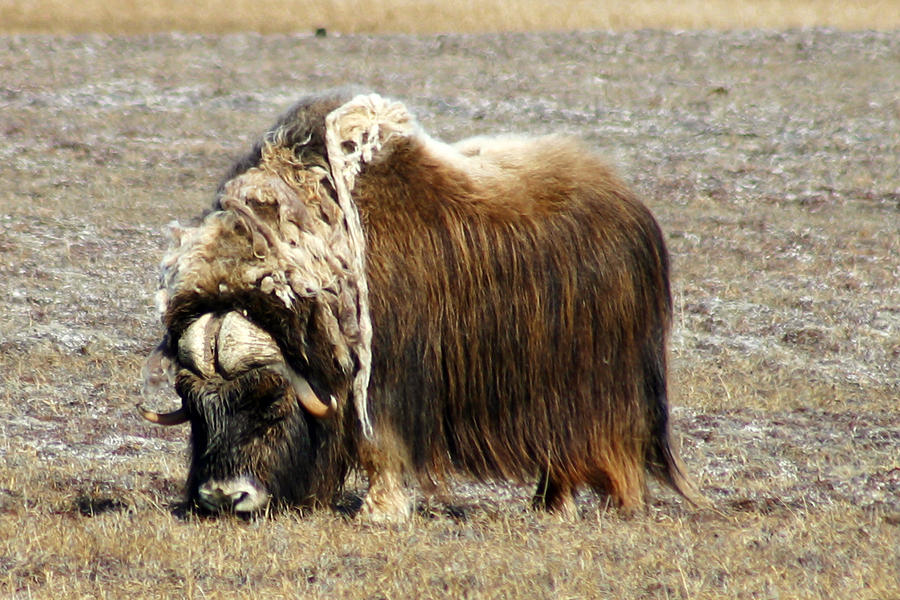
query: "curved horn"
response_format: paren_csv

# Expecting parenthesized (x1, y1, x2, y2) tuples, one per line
(274, 364, 337, 419)
(293, 374, 338, 419)
(137, 405, 189, 426)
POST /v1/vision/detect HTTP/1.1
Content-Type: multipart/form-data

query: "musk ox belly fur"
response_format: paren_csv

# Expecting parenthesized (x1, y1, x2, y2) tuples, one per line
(141, 90, 703, 520)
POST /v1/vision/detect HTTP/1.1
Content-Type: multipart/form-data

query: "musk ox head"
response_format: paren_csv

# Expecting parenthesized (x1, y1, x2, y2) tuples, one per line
(146, 309, 339, 513)
(140, 91, 410, 513)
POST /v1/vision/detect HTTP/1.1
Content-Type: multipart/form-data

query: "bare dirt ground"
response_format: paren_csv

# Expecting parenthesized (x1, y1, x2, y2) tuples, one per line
(0, 30, 898, 598)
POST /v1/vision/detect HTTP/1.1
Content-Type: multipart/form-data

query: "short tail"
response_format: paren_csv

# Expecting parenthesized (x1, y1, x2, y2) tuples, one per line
(644, 337, 709, 507)
(652, 433, 710, 508)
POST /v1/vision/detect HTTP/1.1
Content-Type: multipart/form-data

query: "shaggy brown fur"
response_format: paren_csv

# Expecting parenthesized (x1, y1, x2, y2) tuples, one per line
(145, 90, 703, 518)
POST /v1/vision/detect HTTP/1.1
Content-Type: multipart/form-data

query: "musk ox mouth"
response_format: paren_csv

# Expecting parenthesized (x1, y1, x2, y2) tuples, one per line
(139, 310, 336, 425)
(196, 475, 271, 514)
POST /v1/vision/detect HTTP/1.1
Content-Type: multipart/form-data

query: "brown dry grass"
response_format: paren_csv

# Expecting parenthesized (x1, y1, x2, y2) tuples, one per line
(2, 0, 900, 34)
(1, 29, 898, 599)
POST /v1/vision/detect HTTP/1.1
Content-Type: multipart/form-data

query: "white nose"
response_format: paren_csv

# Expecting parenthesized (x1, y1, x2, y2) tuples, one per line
(197, 477, 269, 513)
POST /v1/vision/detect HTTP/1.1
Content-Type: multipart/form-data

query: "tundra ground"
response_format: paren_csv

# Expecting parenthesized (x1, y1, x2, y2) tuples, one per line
(0, 30, 898, 599)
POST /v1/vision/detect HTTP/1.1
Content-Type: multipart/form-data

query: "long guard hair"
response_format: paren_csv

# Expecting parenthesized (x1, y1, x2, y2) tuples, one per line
(148, 90, 702, 511)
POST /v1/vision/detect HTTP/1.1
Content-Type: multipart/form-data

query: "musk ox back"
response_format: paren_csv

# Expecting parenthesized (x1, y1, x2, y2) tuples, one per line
(140, 90, 703, 520)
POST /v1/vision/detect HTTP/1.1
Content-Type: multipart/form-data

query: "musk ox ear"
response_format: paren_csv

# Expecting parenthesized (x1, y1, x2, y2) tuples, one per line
(320, 94, 418, 439)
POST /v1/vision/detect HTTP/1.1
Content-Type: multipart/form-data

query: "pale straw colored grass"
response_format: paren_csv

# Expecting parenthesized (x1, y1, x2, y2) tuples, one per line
(2, 0, 899, 34)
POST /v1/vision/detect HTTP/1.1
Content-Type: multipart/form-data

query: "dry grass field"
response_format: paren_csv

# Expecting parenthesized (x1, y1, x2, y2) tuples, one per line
(3, 0, 900, 33)
(0, 24, 898, 600)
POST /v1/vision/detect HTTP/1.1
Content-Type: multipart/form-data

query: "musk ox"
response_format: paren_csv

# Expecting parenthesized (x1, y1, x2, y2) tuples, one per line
(140, 89, 703, 520)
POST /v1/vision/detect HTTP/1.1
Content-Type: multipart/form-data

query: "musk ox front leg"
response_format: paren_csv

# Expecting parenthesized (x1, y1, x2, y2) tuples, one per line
(357, 431, 413, 522)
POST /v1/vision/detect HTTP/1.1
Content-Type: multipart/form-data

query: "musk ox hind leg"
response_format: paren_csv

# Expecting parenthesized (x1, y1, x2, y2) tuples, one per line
(532, 470, 577, 519)
(587, 467, 646, 515)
